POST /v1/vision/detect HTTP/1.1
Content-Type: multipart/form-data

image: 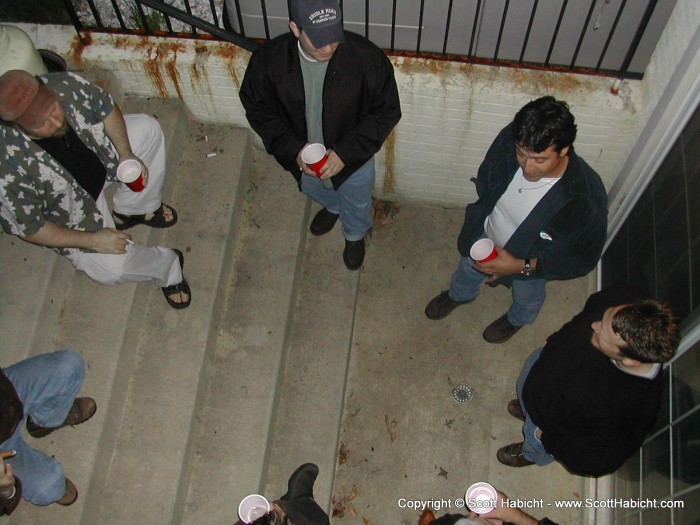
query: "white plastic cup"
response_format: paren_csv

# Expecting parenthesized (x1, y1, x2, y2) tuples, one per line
(469, 238, 497, 262)
(465, 481, 498, 515)
(116, 159, 145, 192)
(238, 494, 270, 524)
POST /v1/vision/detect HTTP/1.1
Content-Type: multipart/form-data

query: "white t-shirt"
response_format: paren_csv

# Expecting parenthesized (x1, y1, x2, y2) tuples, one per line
(485, 167, 560, 247)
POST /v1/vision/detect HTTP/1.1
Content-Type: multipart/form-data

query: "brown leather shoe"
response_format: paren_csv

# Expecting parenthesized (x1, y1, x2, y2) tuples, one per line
(27, 397, 97, 438)
(497, 442, 535, 468)
(507, 399, 525, 421)
(424, 291, 475, 320)
(56, 477, 78, 506)
(483, 313, 522, 343)
(419, 509, 436, 525)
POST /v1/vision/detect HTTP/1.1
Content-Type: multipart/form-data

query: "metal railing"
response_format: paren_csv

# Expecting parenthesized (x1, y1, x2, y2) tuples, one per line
(62, 0, 672, 79)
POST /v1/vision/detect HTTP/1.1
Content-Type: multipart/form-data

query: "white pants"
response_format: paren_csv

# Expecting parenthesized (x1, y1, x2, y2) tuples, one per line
(65, 114, 181, 288)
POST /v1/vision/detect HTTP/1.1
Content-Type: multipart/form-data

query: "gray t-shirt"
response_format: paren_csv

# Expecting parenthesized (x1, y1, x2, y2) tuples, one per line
(298, 41, 329, 144)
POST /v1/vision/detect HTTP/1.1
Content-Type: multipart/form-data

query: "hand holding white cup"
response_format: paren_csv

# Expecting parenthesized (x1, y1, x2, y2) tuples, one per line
(470, 238, 498, 262)
(238, 494, 271, 523)
(465, 481, 498, 515)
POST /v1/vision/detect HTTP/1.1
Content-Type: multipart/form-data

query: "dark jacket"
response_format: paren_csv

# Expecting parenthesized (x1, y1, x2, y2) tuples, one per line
(522, 285, 663, 476)
(0, 369, 23, 515)
(457, 124, 607, 286)
(239, 31, 401, 189)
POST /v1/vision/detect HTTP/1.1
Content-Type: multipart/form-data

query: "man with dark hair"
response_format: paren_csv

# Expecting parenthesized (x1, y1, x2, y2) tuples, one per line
(425, 96, 607, 343)
(497, 284, 680, 476)
(239, 0, 401, 271)
(0, 69, 191, 309)
(243, 463, 329, 525)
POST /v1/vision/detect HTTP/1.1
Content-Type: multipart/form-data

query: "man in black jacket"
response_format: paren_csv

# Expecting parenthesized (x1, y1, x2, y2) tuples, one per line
(425, 97, 607, 343)
(498, 285, 679, 476)
(239, 0, 401, 271)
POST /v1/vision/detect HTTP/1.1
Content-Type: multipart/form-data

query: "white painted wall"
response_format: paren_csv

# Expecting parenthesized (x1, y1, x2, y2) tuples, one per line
(12, 0, 699, 216)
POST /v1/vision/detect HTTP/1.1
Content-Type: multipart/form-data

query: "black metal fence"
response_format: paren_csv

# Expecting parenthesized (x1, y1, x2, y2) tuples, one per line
(62, 0, 676, 79)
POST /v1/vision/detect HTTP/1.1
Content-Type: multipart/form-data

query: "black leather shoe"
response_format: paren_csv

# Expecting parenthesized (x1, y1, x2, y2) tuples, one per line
(497, 442, 536, 468)
(343, 239, 365, 271)
(483, 313, 522, 343)
(282, 463, 319, 501)
(27, 397, 97, 438)
(310, 208, 339, 236)
(424, 291, 475, 320)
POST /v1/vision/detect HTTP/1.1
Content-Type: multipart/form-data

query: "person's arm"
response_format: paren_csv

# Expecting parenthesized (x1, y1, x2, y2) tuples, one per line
(22, 221, 131, 254)
(330, 52, 401, 168)
(103, 105, 150, 186)
(474, 247, 537, 282)
(478, 491, 540, 525)
(0, 454, 21, 516)
(239, 49, 307, 164)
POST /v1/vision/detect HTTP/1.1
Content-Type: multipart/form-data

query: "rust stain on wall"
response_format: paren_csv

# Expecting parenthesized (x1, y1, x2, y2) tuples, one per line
(383, 130, 397, 194)
(144, 52, 168, 98)
(213, 44, 249, 89)
(68, 32, 93, 68)
(507, 68, 590, 94)
(190, 45, 212, 99)
(164, 58, 183, 99)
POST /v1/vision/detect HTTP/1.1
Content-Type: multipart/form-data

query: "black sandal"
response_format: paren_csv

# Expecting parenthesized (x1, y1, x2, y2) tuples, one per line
(162, 249, 191, 309)
(113, 203, 178, 231)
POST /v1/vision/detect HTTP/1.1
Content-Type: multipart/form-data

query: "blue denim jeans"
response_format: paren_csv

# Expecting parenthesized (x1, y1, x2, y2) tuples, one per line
(1, 350, 86, 505)
(300, 158, 375, 241)
(448, 237, 547, 326)
(516, 347, 555, 466)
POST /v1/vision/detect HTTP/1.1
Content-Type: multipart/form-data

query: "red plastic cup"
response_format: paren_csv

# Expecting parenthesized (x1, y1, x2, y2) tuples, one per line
(465, 482, 498, 515)
(117, 159, 145, 192)
(301, 143, 328, 177)
(470, 238, 497, 262)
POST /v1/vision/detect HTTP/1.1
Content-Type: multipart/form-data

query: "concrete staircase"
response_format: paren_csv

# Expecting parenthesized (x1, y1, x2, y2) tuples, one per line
(1, 75, 352, 524)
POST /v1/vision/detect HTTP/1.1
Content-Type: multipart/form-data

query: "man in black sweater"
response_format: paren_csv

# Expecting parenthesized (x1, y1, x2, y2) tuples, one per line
(498, 284, 679, 476)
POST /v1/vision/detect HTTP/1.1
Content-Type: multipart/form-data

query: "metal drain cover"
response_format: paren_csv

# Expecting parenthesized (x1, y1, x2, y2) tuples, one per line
(452, 384, 474, 403)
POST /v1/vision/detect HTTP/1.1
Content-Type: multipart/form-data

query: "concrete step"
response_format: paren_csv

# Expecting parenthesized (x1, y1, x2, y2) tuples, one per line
(4, 93, 250, 524)
(80, 124, 250, 523)
(176, 148, 360, 524)
(176, 151, 308, 525)
(260, 209, 361, 509)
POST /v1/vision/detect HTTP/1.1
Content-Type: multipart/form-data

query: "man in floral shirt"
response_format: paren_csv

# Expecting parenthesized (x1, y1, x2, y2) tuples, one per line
(0, 70, 190, 308)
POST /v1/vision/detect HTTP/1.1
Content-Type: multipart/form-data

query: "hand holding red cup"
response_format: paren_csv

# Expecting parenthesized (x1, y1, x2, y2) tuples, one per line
(470, 238, 498, 262)
(116, 158, 145, 192)
(301, 143, 329, 177)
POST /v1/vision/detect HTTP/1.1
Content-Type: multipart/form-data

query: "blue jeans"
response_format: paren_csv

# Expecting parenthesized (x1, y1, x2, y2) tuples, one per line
(448, 238, 547, 326)
(516, 347, 555, 466)
(1, 350, 86, 505)
(300, 158, 375, 241)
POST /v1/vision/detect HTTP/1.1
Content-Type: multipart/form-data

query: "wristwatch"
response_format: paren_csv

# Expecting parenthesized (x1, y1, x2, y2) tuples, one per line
(522, 258, 534, 276)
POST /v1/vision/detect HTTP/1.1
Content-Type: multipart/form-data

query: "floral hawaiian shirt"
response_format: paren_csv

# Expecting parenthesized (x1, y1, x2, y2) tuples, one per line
(0, 72, 119, 254)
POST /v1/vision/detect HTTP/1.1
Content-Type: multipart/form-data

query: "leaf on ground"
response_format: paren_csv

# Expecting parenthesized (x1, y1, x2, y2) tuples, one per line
(338, 442, 350, 464)
(385, 414, 398, 441)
